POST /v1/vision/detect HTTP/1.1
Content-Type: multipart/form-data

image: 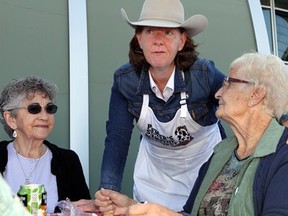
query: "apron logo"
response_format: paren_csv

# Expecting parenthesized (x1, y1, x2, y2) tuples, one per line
(175, 125, 193, 146)
(145, 124, 193, 147)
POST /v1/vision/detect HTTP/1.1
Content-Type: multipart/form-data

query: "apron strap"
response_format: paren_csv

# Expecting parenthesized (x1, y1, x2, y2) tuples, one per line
(143, 94, 149, 107)
(180, 92, 188, 118)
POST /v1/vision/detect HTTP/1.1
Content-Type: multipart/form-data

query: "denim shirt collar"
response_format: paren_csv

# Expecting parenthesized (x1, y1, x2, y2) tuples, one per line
(136, 67, 187, 95)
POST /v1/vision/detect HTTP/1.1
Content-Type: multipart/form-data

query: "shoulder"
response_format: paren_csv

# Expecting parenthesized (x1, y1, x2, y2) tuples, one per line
(256, 127, 288, 182)
(254, 128, 288, 214)
(0, 140, 11, 155)
(113, 63, 143, 90)
(44, 140, 79, 159)
(0, 141, 12, 172)
(277, 127, 288, 150)
(0, 140, 10, 150)
(114, 63, 139, 77)
(191, 57, 216, 70)
(261, 128, 288, 165)
(187, 57, 225, 82)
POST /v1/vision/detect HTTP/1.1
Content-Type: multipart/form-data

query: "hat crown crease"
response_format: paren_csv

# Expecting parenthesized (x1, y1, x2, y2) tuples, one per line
(139, 0, 184, 24)
(121, 0, 208, 38)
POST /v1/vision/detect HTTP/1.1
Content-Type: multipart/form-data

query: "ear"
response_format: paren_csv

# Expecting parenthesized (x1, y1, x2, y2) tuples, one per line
(3, 111, 17, 130)
(178, 33, 187, 51)
(249, 86, 266, 106)
(136, 33, 142, 49)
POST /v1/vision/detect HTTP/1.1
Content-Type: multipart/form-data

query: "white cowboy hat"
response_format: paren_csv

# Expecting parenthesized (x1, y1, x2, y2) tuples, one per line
(121, 0, 208, 38)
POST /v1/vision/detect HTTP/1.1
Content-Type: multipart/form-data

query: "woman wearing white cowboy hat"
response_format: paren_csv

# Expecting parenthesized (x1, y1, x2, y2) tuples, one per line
(96, 0, 226, 213)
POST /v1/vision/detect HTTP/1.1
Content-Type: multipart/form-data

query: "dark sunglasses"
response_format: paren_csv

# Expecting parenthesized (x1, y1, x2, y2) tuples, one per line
(8, 103, 58, 114)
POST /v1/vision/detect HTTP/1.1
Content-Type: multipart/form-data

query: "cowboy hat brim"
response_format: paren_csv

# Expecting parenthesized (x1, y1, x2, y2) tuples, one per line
(121, 8, 208, 38)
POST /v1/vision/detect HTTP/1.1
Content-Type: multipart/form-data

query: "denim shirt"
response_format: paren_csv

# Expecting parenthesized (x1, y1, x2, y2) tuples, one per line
(100, 57, 226, 191)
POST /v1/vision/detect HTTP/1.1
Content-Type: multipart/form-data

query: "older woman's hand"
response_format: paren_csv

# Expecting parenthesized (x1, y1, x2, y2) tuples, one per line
(127, 203, 182, 216)
(72, 199, 99, 213)
(95, 188, 136, 215)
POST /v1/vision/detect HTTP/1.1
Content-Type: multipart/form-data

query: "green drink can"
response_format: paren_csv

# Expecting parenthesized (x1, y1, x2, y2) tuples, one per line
(17, 184, 47, 215)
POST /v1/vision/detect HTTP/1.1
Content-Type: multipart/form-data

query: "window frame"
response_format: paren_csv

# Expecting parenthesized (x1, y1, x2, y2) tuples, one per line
(260, 0, 288, 63)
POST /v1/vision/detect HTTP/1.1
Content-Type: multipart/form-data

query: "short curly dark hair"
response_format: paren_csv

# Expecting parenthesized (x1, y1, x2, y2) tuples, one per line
(0, 76, 57, 138)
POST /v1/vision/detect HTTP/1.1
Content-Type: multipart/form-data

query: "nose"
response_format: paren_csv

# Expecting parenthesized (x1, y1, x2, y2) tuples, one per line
(38, 108, 50, 120)
(153, 40, 164, 46)
(215, 87, 223, 99)
(153, 32, 164, 46)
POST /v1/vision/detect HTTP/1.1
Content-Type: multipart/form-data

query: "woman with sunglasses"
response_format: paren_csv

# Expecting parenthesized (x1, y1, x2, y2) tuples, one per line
(0, 76, 91, 213)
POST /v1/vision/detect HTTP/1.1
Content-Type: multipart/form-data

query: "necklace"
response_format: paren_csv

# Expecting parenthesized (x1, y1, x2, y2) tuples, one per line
(15, 150, 41, 185)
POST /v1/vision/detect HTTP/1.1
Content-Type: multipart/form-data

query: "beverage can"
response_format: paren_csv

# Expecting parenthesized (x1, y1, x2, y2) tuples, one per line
(17, 184, 47, 216)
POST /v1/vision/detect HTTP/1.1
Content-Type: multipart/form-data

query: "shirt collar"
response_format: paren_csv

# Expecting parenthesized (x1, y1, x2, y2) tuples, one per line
(137, 67, 186, 95)
(214, 119, 284, 159)
(149, 68, 175, 101)
(253, 119, 284, 157)
(149, 68, 175, 91)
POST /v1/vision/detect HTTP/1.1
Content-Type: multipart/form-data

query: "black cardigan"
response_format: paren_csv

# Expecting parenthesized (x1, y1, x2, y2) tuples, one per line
(0, 140, 91, 210)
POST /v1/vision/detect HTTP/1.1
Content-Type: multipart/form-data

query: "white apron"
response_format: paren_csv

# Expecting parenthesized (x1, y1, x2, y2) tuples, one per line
(134, 92, 222, 211)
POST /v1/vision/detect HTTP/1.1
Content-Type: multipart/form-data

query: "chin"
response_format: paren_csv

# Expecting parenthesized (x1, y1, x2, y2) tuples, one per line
(216, 112, 226, 121)
(215, 110, 221, 118)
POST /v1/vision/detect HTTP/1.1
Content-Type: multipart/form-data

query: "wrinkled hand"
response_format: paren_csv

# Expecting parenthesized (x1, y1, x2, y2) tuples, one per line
(95, 188, 136, 215)
(127, 203, 182, 216)
(72, 199, 99, 213)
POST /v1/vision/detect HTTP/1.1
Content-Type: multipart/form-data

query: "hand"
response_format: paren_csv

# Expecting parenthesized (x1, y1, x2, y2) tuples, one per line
(72, 199, 99, 213)
(95, 188, 136, 215)
(127, 203, 182, 216)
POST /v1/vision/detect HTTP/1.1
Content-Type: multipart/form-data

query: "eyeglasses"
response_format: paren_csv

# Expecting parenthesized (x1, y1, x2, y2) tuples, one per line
(223, 77, 254, 85)
(8, 103, 58, 114)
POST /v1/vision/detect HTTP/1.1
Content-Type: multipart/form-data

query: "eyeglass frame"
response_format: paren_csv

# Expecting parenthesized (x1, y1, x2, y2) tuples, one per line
(223, 77, 254, 85)
(5, 103, 58, 115)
